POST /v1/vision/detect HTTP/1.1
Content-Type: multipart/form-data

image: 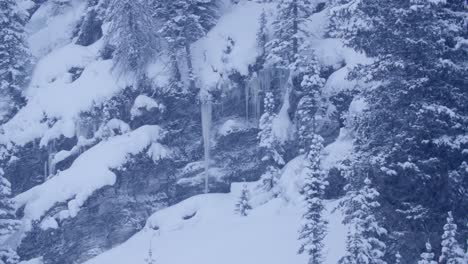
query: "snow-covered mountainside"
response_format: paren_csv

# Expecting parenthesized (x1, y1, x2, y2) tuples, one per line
(0, 0, 466, 264)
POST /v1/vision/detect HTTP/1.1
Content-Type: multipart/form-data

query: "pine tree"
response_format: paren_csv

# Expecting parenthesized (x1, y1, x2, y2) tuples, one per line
(266, 0, 314, 70)
(340, 177, 387, 264)
(439, 212, 465, 264)
(298, 134, 328, 264)
(258, 92, 284, 191)
(418, 242, 437, 264)
(155, 0, 218, 93)
(329, 0, 468, 259)
(235, 183, 252, 217)
(0, 0, 31, 123)
(0, 170, 21, 264)
(104, 0, 159, 78)
(295, 52, 325, 151)
(256, 10, 269, 58)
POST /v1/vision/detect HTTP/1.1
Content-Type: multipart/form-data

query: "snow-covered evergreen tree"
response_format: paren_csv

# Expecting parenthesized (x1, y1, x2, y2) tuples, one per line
(0, 170, 21, 264)
(298, 134, 328, 264)
(258, 92, 284, 191)
(155, 0, 218, 93)
(295, 52, 325, 152)
(330, 0, 468, 259)
(266, 0, 314, 70)
(340, 177, 387, 264)
(439, 212, 465, 264)
(105, 0, 159, 78)
(235, 183, 252, 217)
(0, 0, 31, 123)
(256, 10, 269, 58)
(418, 242, 437, 264)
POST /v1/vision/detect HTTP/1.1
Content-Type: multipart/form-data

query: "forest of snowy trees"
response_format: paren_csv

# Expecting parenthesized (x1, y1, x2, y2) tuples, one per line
(0, 0, 467, 263)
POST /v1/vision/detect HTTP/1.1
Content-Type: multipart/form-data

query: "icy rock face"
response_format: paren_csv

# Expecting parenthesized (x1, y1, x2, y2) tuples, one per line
(18, 154, 171, 264)
(4, 136, 78, 195)
(15, 90, 266, 264)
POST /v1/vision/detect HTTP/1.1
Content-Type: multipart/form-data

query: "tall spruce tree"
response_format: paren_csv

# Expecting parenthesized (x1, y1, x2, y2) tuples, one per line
(258, 92, 284, 191)
(256, 10, 269, 59)
(340, 176, 387, 264)
(155, 0, 218, 93)
(439, 212, 465, 264)
(0, 170, 21, 264)
(418, 242, 437, 264)
(0, 0, 31, 123)
(295, 52, 325, 152)
(235, 183, 252, 217)
(330, 0, 468, 259)
(104, 0, 159, 78)
(298, 134, 328, 264)
(266, 0, 314, 70)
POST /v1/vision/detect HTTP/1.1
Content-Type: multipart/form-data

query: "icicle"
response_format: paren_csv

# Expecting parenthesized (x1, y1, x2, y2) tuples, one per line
(43, 161, 48, 181)
(245, 78, 250, 121)
(247, 73, 261, 127)
(201, 92, 212, 194)
(48, 152, 56, 176)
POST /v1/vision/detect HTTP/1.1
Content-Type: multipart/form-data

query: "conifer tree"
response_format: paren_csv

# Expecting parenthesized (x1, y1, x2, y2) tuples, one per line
(0, 0, 31, 123)
(295, 52, 325, 151)
(330, 0, 468, 258)
(340, 177, 387, 264)
(439, 212, 465, 264)
(155, 0, 218, 93)
(266, 0, 314, 70)
(105, 0, 159, 78)
(418, 242, 437, 264)
(256, 10, 269, 58)
(0, 170, 21, 264)
(298, 134, 328, 264)
(235, 183, 252, 217)
(258, 92, 284, 191)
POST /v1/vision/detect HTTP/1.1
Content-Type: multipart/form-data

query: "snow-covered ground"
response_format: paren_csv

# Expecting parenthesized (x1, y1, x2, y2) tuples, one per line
(85, 156, 348, 264)
(81, 121, 352, 264)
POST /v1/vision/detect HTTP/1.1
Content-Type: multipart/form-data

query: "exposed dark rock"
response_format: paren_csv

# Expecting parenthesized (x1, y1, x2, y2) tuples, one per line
(75, 9, 103, 47)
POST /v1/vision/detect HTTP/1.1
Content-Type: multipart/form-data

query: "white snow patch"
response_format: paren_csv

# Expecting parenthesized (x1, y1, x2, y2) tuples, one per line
(14, 125, 164, 230)
(322, 128, 354, 171)
(1, 52, 127, 146)
(147, 142, 172, 162)
(19, 258, 43, 264)
(192, 1, 273, 88)
(85, 152, 347, 264)
(39, 217, 59, 231)
(177, 167, 226, 186)
(85, 194, 345, 264)
(26, 0, 86, 58)
(130, 95, 164, 119)
(272, 83, 294, 143)
(217, 119, 251, 136)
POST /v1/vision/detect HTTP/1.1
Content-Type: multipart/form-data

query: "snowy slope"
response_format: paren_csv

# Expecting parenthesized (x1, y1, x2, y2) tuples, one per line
(84, 129, 352, 264)
(0, 1, 130, 147)
(85, 156, 348, 264)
